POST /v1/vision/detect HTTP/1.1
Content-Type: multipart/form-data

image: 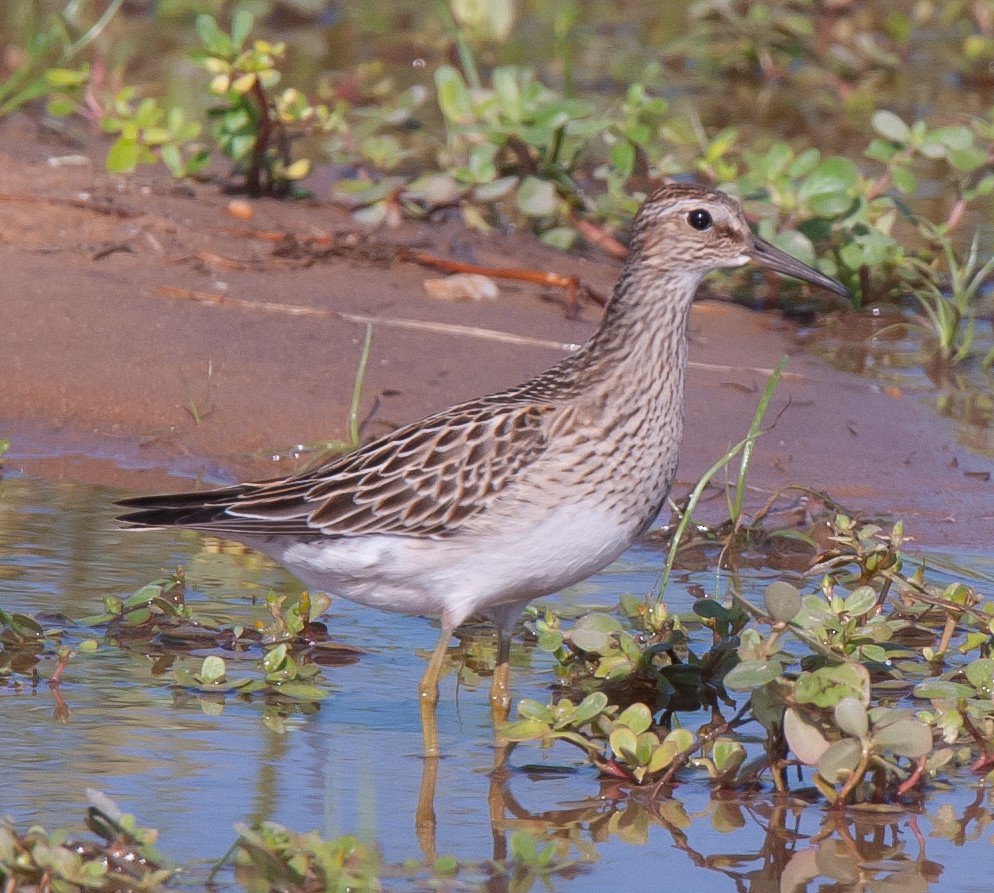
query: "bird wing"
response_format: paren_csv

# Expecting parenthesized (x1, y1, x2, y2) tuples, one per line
(118, 399, 561, 539)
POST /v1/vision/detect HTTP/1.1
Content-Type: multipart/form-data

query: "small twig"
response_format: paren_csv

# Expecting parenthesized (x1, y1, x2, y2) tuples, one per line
(155, 285, 580, 350)
(897, 756, 927, 796)
(397, 247, 607, 315)
(0, 192, 135, 217)
(572, 215, 628, 259)
(248, 79, 273, 196)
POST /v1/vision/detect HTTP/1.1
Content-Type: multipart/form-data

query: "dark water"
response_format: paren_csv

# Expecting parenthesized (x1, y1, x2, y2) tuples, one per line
(2, 473, 994, 891)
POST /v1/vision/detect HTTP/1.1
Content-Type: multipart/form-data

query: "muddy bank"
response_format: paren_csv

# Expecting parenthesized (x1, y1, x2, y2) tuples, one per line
(1, 113, 991, 549)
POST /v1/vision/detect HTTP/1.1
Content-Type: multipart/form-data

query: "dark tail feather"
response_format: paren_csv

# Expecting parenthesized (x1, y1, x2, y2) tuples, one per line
(116, 484, 256, 529)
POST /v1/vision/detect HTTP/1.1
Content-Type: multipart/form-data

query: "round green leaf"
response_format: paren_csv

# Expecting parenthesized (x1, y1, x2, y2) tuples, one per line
(473, 175, 518, 202)
(965, 658, 994, 695)
(500, 718, 551, 741)
(798, 158, 860, 216)
(764, 581, 802, 623)
(712, 738, 746, 773)
(434, 65, 474, 124)
(617, 703, 653, 735)
(517, 698, 554, 723)
(646, 739, 679, 773)
(724, 659, 783, 691)
(913, 680, 975, 700)
(834, 697, 868, 739)
(569, 627, 609, 653)
(784, 707, 830, 765)
(571, 691, 609, 724)
(610, 727, 639, 761)
(817, 738, 863, 784)
(576, 613, 623, 633)
(872, 719, 932, 758)
(871, 110, 910, 143)
(771, 230, 816, 269)
(199, 655, 227, 683)
(516, 176, 558, 217)
(795, 662, 870, 708)
(842, 585, 877, 616)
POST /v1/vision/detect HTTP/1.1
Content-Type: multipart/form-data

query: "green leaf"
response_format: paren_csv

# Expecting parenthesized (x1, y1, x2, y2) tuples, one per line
(723, 659, 782, 691)
(784, 707, 830, 765)
(966, 658, 994, 695)
(871, 110, 911, 143)
(842, 585, 877, 616)
(610, 140, 635, 178)
(199, 655, 227, 683)
(570, 627, 609, 653)
(617, 703, 653, 735)
(834, 697, 868, 739)
(473, 175, 519, 202)
(798, 158, 860, 216)
(230, 8, 254, 50)
(435, 65, 474, 124)
(500, 718, 551, 741)
(492, 66, 523, 120)
(795, 662, 869, 708)
(508, 831, 537, 864)
(890, 165, 917, 194)
(539, 227, 578, 249)
(913, 680, 975, 700)
(517, 698, 554, 723)
(609, 727, 639, 761)
(712, 738, 745, 773)
(516, 176, 558, 217)
(693, 598, 730, 622)
(274, 683, 328, 701)
(45, 66, 90, 88)
(662, 727, 693, 750)
(195, 14, 231, 57)
(105, 136, 140, 173)
(872, 718, 932, 758)
(764, 581, 802, 623)
(571, 691, 609, 725)
(771, 230, 816, 268)
(263, 643, 288, 673)
(817, 737, 863, 784)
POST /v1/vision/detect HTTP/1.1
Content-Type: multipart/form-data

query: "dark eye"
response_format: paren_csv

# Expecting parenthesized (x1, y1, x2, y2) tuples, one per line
(687, 208, 712, 231)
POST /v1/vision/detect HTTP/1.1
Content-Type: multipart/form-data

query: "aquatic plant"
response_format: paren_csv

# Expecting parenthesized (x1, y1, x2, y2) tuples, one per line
(504, 513, 994, 806)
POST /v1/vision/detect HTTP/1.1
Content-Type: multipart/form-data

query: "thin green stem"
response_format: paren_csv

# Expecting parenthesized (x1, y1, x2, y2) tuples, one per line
(656, 356, 787, 600)
(348, 324, 374, 448)
(66, 0, 127, 57)
(433, 0, 481, 90)
(730, 355, 788, 530)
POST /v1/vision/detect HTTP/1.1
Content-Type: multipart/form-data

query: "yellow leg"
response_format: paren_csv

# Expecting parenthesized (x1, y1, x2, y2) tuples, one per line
(414, 750, 439, 862)
(418, 624, 454, 758)
(490, 629, 512, 751)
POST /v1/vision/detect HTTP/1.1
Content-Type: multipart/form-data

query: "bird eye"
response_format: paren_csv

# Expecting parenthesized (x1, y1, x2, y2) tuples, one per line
(687, 208, 713, 231)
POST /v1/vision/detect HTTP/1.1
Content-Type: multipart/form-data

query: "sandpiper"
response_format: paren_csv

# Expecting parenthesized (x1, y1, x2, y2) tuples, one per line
(118, 183, 848, 755)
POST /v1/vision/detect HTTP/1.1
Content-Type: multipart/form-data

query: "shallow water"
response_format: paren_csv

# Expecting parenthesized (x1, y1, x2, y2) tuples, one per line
(2, 473, 994, 891)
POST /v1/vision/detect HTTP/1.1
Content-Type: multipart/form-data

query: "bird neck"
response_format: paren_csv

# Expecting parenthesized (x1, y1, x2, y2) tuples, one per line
(569, 259, 704, 397)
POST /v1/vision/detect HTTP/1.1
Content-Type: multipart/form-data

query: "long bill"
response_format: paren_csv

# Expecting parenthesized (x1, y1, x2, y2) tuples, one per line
(747, 235, 850, 299)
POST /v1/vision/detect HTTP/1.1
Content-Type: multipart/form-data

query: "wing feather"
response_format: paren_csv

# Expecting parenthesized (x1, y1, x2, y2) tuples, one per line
(118, 400, 560, 539)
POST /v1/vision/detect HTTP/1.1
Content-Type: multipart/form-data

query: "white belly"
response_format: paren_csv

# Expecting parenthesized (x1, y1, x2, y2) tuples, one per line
(253, 502, 636, 630)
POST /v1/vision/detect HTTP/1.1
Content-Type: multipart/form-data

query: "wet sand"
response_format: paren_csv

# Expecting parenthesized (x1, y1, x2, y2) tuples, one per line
(2, 112, 991, 548)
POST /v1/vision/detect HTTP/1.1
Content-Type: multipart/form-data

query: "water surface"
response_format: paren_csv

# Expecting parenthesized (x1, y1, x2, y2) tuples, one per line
(2, 473, 994, 891)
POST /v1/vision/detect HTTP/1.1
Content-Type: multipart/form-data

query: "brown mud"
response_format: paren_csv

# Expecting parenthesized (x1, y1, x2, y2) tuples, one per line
(1, 112, 992, 549)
